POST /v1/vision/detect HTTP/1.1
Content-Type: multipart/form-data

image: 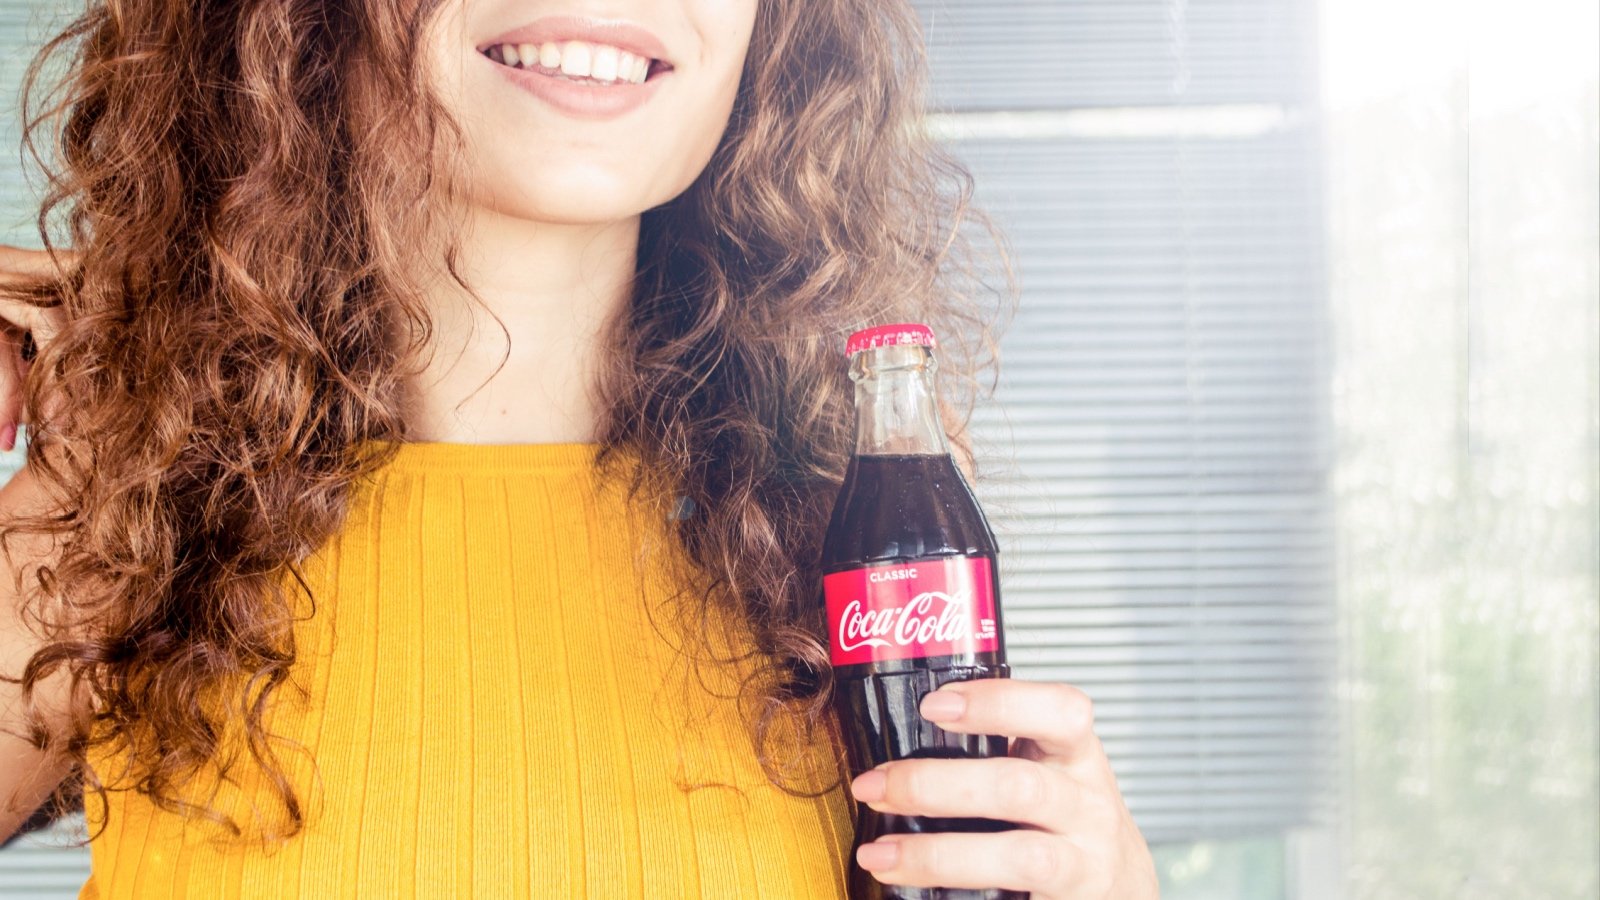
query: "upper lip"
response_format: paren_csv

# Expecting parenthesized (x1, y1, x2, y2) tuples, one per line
(478, 15, 674, 68)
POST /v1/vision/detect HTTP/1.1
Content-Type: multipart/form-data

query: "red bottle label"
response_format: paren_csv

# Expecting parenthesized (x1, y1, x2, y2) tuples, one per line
(824, 556, 999, 666)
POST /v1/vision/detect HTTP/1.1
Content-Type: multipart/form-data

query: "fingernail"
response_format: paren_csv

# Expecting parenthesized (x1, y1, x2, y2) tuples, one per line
(1, 424, 15, 451)
(920, 689, 965, 721)
(850, 768, 887, 803)
(857, 840, 899, 871)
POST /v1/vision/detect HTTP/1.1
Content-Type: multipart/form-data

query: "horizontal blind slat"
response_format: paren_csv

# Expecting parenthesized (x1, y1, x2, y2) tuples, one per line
(920, 0, 1332, 846)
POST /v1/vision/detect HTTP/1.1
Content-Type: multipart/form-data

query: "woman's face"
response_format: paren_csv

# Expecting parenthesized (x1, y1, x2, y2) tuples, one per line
(428, 0, 759, 226)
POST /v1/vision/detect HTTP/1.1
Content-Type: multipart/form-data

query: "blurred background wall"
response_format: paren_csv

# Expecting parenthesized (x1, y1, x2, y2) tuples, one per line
(1, 0, 1596, 897)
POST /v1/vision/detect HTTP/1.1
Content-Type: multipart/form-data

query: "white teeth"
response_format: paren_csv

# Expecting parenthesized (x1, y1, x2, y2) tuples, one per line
(591, 45, 619, 82)
(559, 41, 591, 77)
(489, 39, 656, 85)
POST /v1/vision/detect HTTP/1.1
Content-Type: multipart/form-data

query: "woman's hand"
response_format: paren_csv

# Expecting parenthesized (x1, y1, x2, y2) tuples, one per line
(849, 678, 1160, 899)
(0, 244, 73, 451)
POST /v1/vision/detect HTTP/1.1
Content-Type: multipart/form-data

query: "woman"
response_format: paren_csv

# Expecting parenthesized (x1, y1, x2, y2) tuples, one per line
(0, 0, 1158, 896)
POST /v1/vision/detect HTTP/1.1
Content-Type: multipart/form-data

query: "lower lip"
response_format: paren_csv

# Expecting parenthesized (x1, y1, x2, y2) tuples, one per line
(485, 56, 668, 120)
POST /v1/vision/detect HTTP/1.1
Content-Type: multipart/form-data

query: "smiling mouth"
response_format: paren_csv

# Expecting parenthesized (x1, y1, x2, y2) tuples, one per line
(480, 42, 674, 87)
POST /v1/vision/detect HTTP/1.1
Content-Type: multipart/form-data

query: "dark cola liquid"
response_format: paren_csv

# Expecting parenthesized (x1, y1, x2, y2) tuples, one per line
(822, 453, 1026, 900)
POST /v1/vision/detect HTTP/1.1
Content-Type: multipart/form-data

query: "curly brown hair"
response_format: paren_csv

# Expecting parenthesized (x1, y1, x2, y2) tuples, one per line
(0, 0, 1014, 842)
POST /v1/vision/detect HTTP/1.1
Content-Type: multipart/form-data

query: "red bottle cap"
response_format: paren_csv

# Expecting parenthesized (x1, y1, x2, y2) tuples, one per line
(845, 323, 938, 357)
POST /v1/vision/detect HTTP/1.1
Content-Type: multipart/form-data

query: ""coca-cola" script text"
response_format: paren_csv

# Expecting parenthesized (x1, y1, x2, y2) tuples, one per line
(824, 556, 999, 666)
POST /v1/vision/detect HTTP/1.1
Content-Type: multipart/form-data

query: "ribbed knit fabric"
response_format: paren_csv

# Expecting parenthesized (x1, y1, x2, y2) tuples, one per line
(79, 440, 854, 898)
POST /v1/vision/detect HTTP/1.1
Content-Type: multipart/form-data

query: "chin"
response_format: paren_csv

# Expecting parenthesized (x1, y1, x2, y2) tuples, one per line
(473, 161, 674, 226)
(502, 195, 642, 226)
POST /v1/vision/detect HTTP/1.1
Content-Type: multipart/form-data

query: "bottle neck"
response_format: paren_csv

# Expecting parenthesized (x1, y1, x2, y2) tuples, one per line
(851, 345, 950, 456)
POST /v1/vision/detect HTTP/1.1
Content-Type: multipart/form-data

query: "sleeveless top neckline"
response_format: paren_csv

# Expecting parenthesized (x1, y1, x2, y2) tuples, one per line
(357, 438, 603, 474)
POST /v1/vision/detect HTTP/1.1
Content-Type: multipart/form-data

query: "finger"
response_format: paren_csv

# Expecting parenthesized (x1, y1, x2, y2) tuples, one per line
(851, 755, 1083, 833)
(856, 828, 1080, 894)
(11, 332, 30, 430)
(0, 244, 79, 284)
(0, 246, 71, 351)
(919, 678, 1099, 767)
(0, 329, 19, 450)
(0, 295, 64, 348)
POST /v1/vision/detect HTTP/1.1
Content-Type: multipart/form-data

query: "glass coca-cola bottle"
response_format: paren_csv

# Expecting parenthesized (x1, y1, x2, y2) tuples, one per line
(821, 323, 1026, 900)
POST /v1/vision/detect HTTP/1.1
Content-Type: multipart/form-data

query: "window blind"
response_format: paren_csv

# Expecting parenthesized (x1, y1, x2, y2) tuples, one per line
(911, 0, 1336, 846)
(0, 0, 54, 248)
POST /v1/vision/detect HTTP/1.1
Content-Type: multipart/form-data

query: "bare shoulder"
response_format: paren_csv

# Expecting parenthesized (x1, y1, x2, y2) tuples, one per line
(0, 456, 82, 843)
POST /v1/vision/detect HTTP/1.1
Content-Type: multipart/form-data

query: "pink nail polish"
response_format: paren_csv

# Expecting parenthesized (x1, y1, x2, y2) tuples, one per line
(856, 841, 899, 871)
(1, 424, 15, 451)
(920, 689, 965, 721)
(850, 768, 887, 803)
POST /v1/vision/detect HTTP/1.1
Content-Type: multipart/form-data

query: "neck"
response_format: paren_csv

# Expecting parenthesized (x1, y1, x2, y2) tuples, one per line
(403, 204, 639, 444)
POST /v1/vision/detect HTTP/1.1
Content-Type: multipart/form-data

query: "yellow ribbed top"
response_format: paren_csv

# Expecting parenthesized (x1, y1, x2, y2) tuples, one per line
(80, 440, 853, 898)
